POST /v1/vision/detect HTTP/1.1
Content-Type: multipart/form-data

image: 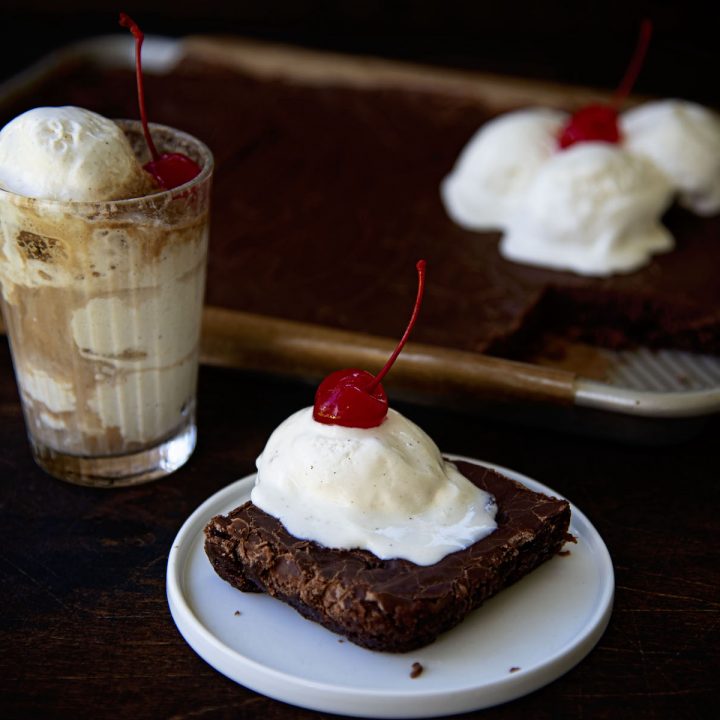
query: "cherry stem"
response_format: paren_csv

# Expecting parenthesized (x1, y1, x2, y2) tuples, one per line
(119, 12, 160, 162)
(613, 19, 653, 105)
(366, 260, 426, 394)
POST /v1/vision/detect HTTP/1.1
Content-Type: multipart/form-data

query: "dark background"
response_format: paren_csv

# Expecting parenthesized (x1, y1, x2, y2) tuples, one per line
(2, 4, 720, 719)
(2, 0, 719, 105)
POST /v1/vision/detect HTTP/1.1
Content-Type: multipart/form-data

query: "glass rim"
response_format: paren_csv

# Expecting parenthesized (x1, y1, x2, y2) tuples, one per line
(0, 119, 213, 210)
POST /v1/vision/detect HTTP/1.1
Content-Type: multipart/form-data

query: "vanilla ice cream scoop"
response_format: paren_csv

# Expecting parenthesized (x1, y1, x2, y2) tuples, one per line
(0, 106, 155, 202)
(501, 142, 674, 276)
(441, 108, 568, 230)
(251, 407, 497, 566)
(621, 100, 720, 216)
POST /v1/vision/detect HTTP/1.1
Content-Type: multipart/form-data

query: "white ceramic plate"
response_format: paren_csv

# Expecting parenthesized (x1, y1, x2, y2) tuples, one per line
(166, 456, 614, 718)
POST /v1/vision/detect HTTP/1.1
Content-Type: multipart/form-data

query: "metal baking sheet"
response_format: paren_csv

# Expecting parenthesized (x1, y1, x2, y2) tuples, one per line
(1, 34, 718, 437)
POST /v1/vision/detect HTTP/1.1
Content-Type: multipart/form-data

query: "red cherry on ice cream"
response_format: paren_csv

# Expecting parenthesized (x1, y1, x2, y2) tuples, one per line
(558, 19, 653, 150)
(313, 260, 427, 428)
(144, 152, 201, 189)
(313, 369, 389, 429)
(119, 12, 201, 189)
(557, 104, 621, 149)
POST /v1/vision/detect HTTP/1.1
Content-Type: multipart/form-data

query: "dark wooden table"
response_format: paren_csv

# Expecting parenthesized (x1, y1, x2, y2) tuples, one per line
(1, 337, 718, 720)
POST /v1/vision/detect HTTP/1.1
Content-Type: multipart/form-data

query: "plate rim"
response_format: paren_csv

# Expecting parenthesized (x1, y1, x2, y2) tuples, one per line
(166, 455, 614, 716)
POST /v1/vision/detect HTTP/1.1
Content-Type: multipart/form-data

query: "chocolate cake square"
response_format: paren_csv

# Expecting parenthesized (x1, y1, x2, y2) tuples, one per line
(204, 460, 571, 653)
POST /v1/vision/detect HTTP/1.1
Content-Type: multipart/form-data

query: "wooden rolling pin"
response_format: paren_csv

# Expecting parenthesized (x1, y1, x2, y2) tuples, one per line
(0, 306, 577, 405)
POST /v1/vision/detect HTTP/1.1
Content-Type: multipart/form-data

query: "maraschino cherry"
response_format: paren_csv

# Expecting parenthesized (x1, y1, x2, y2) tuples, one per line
(313, 260, 426, 429)
(558, 19, 653, 149)
(119, 12, 201, 189)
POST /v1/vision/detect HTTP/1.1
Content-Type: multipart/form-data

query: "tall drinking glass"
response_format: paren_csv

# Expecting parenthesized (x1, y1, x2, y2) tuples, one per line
(0, 121, 212, 487)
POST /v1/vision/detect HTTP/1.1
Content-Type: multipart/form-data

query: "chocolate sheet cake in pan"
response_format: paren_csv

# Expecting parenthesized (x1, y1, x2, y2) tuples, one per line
(2, 36, 720, 430)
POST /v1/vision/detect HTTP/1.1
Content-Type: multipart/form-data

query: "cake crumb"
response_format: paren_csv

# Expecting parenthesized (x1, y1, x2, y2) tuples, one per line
(509, 666, 521, 673)
(410, 662, 424, 679)
(234, 610, 242, 616)
(338, 639, 345, 643)
(558, 549, 572, 556)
